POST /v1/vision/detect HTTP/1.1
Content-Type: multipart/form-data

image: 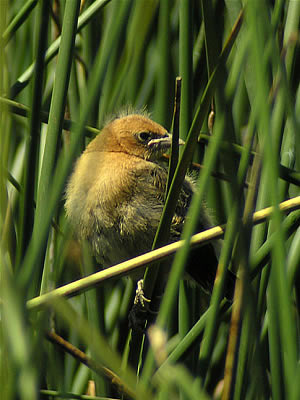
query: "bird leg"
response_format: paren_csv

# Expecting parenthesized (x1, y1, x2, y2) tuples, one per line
(129, 279, 159, 333)
(134, 279, 151, 307)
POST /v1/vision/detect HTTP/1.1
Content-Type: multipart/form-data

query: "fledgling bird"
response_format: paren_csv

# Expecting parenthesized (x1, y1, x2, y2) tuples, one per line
(65, 113, 234, 298)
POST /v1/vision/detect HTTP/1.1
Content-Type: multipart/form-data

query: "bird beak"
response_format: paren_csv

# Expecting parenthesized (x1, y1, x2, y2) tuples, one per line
(177, 137, 185, 146)
(148, 134, 185, 150)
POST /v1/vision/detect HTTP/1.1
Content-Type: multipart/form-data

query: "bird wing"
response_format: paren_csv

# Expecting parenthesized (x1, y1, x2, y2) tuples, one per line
(131, 160, 196, 240)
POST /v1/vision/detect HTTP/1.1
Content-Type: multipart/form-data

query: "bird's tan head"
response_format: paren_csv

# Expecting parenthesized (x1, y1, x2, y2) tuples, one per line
(86, 114, 179, 161)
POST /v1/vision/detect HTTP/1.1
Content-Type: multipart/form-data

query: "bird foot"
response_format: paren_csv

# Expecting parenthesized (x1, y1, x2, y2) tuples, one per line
(134, 279, 151, 307)
(129, 280, 154, 333)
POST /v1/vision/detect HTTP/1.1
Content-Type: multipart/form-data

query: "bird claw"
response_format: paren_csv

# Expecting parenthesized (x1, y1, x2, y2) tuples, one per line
(134, 279, 151, 307)
(129, 280, 152, 333)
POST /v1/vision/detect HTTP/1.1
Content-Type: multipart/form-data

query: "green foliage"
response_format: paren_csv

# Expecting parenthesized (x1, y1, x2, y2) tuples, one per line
(1, 1, 300, 399)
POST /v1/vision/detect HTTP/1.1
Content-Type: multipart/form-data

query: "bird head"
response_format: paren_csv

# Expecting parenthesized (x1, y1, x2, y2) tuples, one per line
(85, 114, 183, 161)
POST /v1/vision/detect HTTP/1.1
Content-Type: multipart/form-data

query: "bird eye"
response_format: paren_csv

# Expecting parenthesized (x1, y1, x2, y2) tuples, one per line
(138, 131, 152, 142)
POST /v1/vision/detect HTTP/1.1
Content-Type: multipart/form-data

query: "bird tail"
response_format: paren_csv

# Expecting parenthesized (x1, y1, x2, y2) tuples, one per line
(185, 243, 236, 301)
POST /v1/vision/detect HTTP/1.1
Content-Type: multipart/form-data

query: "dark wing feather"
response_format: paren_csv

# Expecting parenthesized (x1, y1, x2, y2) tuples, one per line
(136, 161, 236, 299)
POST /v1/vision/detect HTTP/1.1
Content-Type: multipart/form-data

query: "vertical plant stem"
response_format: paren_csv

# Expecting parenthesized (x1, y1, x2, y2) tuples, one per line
(16, 0, 49, 268)
(179, 0, 193, 139)
(29, 0, 81, 296)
